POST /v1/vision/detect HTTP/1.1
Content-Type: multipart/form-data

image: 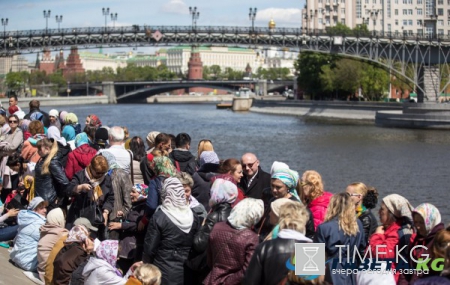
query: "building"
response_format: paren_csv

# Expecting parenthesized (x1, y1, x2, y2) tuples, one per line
(0, 55, 29, 75)
(79, 51, 127, 72)
(302, 0, 444, 36)
(166, 45, 258, 75)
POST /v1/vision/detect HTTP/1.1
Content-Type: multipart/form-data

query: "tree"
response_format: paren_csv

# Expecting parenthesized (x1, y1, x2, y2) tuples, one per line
(333, 59, 363, 95)
(326, 23, 352, 36)
(210, 65, 221, 79)
(360, 62, 390, 101)
(203, 66, 210, 80)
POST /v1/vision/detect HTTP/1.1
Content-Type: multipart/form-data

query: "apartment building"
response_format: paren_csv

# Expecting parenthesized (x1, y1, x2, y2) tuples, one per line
(302, 0, 446, 36)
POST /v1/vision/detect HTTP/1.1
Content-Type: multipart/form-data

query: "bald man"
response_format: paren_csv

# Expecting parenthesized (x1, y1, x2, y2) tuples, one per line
(239, 153, 271, 199)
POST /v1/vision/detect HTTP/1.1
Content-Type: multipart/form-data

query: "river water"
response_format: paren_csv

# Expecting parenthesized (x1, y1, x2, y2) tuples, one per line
(50, 103, 450, 222)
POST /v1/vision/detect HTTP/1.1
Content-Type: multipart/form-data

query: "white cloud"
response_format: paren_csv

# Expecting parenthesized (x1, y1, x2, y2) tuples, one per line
(256, 8, 302, 26)
(160, 0, 189, 15)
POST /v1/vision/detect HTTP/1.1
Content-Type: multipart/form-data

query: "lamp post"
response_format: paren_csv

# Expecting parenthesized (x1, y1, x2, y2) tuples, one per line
(43, 10, 51, 32)
(189, 6, 199, 29)
(110, 13, 118, 28)
(67, 81, 70, 97)
(102, 7, 110, 29)
(249, 7, 257, 32)
(55, 15, 63, 31)
(1, 18, 7, 37)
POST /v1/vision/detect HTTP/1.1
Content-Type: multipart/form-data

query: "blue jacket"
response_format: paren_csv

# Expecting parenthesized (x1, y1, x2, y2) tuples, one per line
(10, 210, 46, 271)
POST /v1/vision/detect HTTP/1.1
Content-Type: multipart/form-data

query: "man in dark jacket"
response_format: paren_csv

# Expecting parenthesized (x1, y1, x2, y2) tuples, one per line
(23, 99, 50, 127)
(169, 133, 197, 175)
(239, 153, 271, 199)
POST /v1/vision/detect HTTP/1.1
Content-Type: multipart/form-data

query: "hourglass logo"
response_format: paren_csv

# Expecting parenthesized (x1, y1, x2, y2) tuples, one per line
(295, 243, 325, 275)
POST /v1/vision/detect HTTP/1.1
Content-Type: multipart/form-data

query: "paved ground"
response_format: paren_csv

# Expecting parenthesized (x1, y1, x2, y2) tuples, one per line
(0, 247, 37, 285)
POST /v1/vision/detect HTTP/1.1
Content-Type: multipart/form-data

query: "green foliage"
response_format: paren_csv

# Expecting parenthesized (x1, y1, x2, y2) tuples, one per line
(5, 71, 29, 91)
(295, 52, 335, 98)
(326, 23, 371, 37)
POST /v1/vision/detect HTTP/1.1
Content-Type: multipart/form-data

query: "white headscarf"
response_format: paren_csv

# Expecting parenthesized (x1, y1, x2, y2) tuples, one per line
(227, 198, 264, 230)
(160, 177, 194, 234)
(46, 208, 65, 228)
(47, 126, 67, 146)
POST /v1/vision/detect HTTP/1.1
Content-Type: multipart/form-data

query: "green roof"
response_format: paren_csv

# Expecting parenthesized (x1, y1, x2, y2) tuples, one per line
(168, 45, 254, 53)
(78, 52, 111, 60)
(127, 56, 167, 62)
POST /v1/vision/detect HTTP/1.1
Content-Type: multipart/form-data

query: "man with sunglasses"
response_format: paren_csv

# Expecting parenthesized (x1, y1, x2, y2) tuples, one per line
(239, 153, 271, 199)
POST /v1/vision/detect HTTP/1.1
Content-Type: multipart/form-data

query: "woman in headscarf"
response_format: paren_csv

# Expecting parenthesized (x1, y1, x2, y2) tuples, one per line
(83, 240, 126, 285)
(62, 112, 81, 150)
(315, 193, 366, 285)
(85, 114, 102, 129)
(185, 175, 238, 284)
(108, 183, 148, 273)
(144, 155, 178, 218)
(20, 119, 31, 140)
(65, 132, 98, 180)
(66, 155, 114, 239)
(53, 225, 94, 284)
(47, 126, 72, 167)
(400, 203, 445, 284)
(176, 172, 207, 222)
(37, 208, 68, 281)
(130, 136, 146, 185)
(217, 158, 245, 206)
(300, 170, 333, 230)
(366, 194, 414, 283)
(346, 182, 379, 243)
(196, 139, 214, 168)
(204, 198, 264, 285)
(143, 177, 199, 285)
(21, 120, 46, 165)
(34, 138, 70, 211)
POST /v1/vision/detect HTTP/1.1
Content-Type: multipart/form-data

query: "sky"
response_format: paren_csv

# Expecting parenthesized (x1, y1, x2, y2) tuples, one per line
(1, 0, 305, 60)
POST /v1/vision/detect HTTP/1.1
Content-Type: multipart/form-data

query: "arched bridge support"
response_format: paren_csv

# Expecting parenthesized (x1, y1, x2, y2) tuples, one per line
(102, 81, 117, 104)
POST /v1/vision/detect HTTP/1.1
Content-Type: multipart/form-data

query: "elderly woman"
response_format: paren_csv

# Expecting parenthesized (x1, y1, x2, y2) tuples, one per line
(346, 182, 379, 243)
(83, 240, 126, 285)
(10, 197, 48, 271)
(367, 194, 414, 284)
(300, 170, 333, 230)
(37, 208, 68, 281)
(65, 132, 98, 180)
(204, 198, 264, 285)
(108, 183, 148, 272)
(144, 177, 199, 285)
(62, 112, 81, 150)
(244, 202, 313, 285)
(177, 171, 207, 222)
(185, 175, 238, 284)
(66, 155, 114, 238)
(315, 193, 366, 285)
(399, 203, 445, 284)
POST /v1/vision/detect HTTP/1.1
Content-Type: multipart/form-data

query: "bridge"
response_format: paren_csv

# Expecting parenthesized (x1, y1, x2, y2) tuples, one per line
(3, 25, 450, 102)
(67, 79, 293, 103)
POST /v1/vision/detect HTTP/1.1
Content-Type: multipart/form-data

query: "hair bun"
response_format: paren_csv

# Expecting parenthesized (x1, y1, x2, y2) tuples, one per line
(363, 187, 378, 209)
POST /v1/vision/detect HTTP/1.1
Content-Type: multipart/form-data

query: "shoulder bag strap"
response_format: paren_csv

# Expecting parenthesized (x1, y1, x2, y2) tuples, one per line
(128, 150, 134, 184)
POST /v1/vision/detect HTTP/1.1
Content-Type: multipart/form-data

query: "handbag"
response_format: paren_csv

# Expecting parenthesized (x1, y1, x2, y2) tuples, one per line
(79, 197, 105, 226)
(118, 235, 137, 259)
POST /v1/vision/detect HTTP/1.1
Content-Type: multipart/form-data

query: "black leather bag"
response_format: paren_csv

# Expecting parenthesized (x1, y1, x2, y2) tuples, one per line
(118, 236, 137, 259)
(80, 198, 104, 226)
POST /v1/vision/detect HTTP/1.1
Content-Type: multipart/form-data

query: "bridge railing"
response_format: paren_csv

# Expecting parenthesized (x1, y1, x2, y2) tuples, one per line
(2, 25, 450, 42)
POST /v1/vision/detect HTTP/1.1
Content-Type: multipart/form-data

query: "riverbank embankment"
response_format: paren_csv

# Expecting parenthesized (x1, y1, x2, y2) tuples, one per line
(147, 94, 234, 103)
(250, 99, 403, 123)
(1, 95, 109, 110)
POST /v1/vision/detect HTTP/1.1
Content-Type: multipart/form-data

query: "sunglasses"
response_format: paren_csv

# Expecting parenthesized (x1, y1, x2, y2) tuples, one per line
(8, 120, 18, 123)
(242, 160, 258, 169)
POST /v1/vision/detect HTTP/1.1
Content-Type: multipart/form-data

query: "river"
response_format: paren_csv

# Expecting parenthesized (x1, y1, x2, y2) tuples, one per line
(50, 103, 450, 221)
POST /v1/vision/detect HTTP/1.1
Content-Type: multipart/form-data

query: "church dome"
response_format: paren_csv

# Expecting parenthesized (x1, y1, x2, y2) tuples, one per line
(269, 19, 276, 29)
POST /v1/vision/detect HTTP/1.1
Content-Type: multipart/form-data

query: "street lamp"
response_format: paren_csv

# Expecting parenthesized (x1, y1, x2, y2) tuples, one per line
(67, 81, 70, 97)
(1, 18, 7, 50)
(249, 7, 257, 32)
(55, 15, 63, 31)
(102, 7, 110, 29)
(110, 13, 118, 28)
(189, 7, 200, 29)
(43, 10, 51, 32)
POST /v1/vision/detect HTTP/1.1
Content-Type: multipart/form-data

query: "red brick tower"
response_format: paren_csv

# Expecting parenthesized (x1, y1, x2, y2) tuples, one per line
(188, 46, 203, 93)
(63, 46, 85, 79)
(39, 49, 55, 75)
(54, 50, 66, 72)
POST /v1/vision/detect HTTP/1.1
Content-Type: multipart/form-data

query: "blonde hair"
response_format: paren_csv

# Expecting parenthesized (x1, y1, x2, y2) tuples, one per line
(176, 172, 194, 188)
(134, 264, 162, 285)
(302, 170, 324, 201)
(278, 202, 310, 234)
(197, 140, 214, 159)
(347, 182, 368, 196)
(36, 138, 59, 175)
(324, 193, 359, 236)
(432, 229, 450, 259)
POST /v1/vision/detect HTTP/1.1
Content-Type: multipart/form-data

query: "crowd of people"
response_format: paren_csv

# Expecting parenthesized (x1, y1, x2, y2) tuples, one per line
(0, 96, 449, 285)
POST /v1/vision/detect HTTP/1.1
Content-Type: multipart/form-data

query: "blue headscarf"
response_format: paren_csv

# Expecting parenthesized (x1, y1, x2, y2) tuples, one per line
(75, 132, 89, 148)
(271, 168, 300, 199)
(62, 125, 76, 141)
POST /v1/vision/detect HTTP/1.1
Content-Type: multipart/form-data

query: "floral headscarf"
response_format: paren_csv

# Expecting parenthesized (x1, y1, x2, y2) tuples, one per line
(134, 183, 149, 201)
(101, 150, 121, 170)
(271, 167, 300, 199)
(88, 114, 102, 128)
(47, 126, 67, 146)
(209, 176, 238, 208)
(382, 194, 414, 220)
(149, 156, 177, 177)
(96, 240, 121, 276)
(227, 198, 264, 230)
(413, 203, 442, 234)
(75, 132, 90, 147)
(160, 177, 194, 234)
(200, 151, 219, 166)
(65, 225, 89, 244)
